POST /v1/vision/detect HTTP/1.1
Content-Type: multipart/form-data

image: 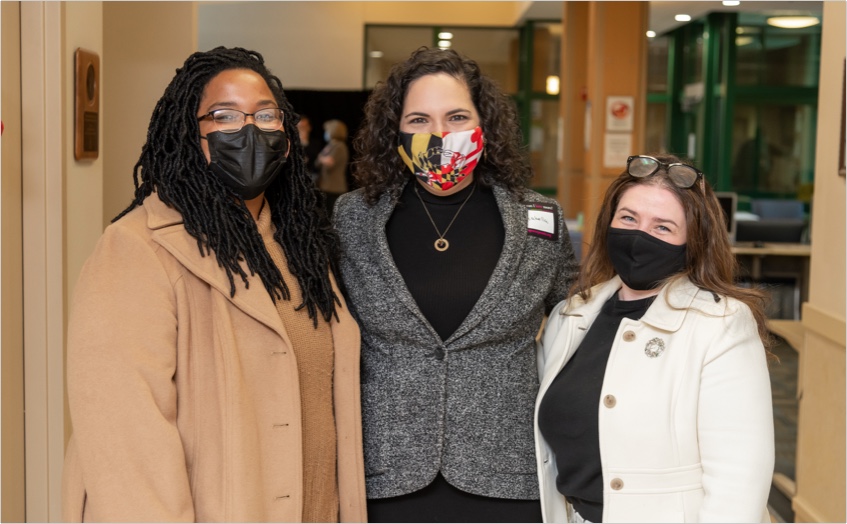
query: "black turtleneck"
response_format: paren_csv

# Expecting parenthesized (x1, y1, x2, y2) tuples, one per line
(385, 179, 504, 341)
(537, 292, 655, 523)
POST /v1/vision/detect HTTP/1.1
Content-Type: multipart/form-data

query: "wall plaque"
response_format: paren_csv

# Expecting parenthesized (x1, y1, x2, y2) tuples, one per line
(74, 48, 99, 160)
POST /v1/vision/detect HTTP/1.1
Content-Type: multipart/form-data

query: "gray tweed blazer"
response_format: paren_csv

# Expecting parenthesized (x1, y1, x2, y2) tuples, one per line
(334, 182, 578, 501)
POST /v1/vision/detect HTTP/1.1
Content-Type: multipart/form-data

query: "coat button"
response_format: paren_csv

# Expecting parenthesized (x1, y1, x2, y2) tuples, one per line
(610, 478, 624, 490)
(603, 394, 616, 408)
(622, 330, 636, 342)
(433, 347, 445, 360)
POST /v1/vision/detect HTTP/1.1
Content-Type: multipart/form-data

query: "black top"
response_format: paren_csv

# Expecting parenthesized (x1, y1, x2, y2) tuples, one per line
(386, 180, 504, 341)
(537, 292, 654, 522)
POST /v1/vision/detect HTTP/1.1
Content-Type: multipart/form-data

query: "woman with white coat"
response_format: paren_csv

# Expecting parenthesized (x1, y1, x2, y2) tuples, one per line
(535, 153, 775, 523)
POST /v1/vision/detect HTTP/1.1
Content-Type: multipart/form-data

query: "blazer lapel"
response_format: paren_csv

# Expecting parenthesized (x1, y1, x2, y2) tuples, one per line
(445, 185, 527, 344)
(369, 184, 440, 338)
(144, 193, 292, 346)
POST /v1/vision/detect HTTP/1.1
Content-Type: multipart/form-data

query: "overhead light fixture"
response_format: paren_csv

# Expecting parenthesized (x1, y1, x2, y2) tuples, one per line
(735, 36, 755, 46)
(767, 16, 820, 29)
(369, 51, 384, 58)
(646, 30, 656, 38)
(675, 14, 692, 22)
(438, 32, 453, 40)
(546, 75, 560, 96)
(438, 40, 452, 48)
(722, 1, 740, 6)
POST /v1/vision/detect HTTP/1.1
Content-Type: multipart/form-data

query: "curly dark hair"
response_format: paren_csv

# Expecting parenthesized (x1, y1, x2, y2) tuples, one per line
(353, 47, 532, 205)
(576, 153, 772, 351)
(115, 46, 339, 325)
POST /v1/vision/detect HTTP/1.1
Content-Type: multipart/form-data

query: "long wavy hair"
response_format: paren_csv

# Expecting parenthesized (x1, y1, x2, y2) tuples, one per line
(353, 47, 531, 205)
(575, 153, 772, 350)
(115, 47, 339, 325)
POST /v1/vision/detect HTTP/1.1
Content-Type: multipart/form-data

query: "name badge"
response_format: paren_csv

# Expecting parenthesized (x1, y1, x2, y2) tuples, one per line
(526, 202, 558, 240)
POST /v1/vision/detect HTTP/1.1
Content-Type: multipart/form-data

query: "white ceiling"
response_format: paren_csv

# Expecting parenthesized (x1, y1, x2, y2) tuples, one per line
(521, 1, 823, 35)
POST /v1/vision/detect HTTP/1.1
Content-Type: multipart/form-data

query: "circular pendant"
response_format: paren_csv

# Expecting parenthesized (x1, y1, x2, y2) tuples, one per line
(434, 239, 449, 252)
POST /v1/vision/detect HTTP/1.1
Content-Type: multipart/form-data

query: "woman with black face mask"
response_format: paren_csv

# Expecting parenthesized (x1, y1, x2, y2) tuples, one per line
(62, 47, 366, 522)
(534, 154, 775, 523)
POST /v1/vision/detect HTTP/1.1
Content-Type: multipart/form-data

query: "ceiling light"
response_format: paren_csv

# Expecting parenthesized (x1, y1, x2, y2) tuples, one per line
(646, 30, 656, 38)
(735, 36, 754, 46)
(767, 16, 820, 29)
(369, 51, 384, 58)
(546, 76, 560, 96)
(722, 1, 740, 6)
(438, 32, 453, 40)
(438, 40, 452, 48)
(675, 14, 692, 22)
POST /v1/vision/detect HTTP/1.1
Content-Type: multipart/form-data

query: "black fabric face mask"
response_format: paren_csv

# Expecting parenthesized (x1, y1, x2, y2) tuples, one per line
(606, 227, 687, 290)
(205, 125, 288, 200)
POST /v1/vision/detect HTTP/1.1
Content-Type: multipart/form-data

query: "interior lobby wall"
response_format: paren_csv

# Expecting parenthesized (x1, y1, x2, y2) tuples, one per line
(794, 1, 846, 522)
(102, 2, 198, 229)
(2, 1, 26, 521)
(197, 1, 523, 90)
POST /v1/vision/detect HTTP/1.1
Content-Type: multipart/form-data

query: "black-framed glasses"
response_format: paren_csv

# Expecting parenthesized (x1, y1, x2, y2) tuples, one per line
(197, 108, 284, 134)
(626, 155, 704, 190)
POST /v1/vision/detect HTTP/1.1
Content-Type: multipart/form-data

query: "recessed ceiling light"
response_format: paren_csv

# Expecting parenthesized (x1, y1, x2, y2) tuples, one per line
(646, 30, 657, 38)
(438, 32, 453, 40)
(766, 16, 820, 29)
(722, 1, 740, 6)
(675, 14, 692, 22)
(369, 51, 384, 58)
(438, 40, 452, 48)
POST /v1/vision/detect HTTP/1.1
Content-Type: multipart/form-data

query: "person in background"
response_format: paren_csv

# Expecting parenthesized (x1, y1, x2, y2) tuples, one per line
(297, 113, 322, 183)
(315, 119, 350, 213)
(535, 153, 774, 523)
(62, 46, 366, 523)
(333, 47, 578, 523)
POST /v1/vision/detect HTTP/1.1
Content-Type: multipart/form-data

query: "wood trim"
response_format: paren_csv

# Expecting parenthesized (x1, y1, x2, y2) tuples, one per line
(802, 302, 846, 348)
(21, 2, 66, 520)
(793, 493, 829, 523)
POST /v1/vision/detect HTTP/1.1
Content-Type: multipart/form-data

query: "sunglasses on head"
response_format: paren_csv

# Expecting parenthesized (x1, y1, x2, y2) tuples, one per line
(626, 155, 704, 190)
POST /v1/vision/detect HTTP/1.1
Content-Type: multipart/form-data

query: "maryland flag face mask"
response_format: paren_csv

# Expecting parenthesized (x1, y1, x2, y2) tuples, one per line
(397, 126, 484, 191)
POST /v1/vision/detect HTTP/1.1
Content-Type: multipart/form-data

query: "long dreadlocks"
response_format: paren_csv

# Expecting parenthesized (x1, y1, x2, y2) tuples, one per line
(115, 47, 339, 325)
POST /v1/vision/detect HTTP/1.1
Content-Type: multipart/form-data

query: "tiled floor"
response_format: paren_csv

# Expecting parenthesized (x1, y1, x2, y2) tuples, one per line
(768, 336, 799, 522)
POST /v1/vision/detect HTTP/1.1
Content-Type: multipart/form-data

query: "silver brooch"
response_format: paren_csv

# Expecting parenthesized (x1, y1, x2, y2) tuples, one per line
(644, 337, 665, 358)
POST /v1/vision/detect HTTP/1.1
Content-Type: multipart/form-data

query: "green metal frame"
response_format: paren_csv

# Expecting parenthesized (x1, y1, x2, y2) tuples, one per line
(659, 12, 820, 198)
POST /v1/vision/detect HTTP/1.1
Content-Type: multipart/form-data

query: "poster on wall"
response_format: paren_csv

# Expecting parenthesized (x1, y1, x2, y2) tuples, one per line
(603, 133, 632, 168)
(605, 96, 634, 132)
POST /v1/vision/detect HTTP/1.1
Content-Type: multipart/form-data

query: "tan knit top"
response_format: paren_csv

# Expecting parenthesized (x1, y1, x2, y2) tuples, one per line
(256, 204, 339, 522)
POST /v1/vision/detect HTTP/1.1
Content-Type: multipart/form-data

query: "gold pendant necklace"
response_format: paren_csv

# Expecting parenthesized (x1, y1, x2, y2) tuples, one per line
(414, 183, 476, 252)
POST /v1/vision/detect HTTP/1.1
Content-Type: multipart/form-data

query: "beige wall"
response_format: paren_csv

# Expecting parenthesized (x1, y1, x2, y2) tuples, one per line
(102, 2, 197, 228)
(197, 1, 523, 90)
(794, 1, 847, 522)
(65, 1, 104, 340)
(2, 2, 26, 522)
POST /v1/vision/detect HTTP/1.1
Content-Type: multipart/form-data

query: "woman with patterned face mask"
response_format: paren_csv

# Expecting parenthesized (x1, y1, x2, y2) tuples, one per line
(535, 154, 775, 523)
(333, 47, 579, 522)
(62, 47, 366, 522)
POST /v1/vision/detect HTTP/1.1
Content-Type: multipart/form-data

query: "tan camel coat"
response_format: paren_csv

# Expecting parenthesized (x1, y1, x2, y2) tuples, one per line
(62, 193, 366, 522)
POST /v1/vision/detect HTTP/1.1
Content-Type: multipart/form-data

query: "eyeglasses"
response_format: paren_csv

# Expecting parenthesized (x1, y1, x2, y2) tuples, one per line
(626, 155, 704, 190)
(197, 108, 284, 134)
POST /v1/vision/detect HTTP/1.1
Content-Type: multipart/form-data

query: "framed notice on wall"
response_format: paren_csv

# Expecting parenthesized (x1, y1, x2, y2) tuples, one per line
(74, 48, 100, 160)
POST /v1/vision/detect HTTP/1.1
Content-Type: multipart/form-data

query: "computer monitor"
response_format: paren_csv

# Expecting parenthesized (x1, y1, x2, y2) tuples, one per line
(715, 192, 738, 243)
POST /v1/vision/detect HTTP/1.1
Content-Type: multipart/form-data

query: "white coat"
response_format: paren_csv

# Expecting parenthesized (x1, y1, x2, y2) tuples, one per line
(534, 277, 774, 523)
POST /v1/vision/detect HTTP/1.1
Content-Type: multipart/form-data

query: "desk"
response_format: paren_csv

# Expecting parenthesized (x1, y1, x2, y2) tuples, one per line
(731, 242, 811, 319)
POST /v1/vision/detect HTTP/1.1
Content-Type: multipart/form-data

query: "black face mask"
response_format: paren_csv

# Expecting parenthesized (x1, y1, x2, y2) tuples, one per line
(204, 125, 288, 200)
(607, 227, 687, 290)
